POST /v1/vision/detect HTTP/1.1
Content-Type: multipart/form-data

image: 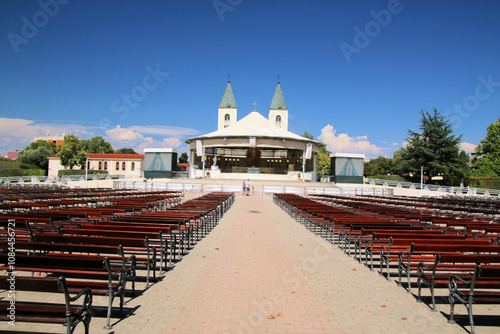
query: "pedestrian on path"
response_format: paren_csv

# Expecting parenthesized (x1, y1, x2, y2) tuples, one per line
(244, 179, 250, 196)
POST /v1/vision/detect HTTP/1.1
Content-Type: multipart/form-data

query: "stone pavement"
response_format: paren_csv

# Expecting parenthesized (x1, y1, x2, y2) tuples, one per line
(4, 194, 498, 333)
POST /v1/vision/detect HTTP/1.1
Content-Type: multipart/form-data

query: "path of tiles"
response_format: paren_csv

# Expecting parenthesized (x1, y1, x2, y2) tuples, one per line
(5, 194, 500, 333)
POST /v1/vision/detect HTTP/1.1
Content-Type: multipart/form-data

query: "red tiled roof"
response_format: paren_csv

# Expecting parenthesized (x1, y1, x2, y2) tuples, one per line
(87, 153, 144, 159)
(48, 154, 144, 159)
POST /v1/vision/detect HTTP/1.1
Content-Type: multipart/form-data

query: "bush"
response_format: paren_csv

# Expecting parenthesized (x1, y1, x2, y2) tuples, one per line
(367, 175, 406, 182)
(468, 177, 500, 190)
(57, 170, 108, 176)
(0, 168, 45, 177)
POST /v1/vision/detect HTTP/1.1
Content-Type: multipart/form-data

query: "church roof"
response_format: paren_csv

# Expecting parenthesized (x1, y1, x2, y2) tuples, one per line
(186, 110, 318, 144)
(269, 82, 287, 110)
(219, 81, 237, 108)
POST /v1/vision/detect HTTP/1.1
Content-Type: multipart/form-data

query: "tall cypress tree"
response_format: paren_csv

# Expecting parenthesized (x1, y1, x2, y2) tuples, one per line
(398, 108, 465, 184)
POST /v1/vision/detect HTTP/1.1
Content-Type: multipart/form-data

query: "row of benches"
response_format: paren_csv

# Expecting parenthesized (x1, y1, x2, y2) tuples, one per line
(274, 193, 500, 334)
(1, 190, 235, 333)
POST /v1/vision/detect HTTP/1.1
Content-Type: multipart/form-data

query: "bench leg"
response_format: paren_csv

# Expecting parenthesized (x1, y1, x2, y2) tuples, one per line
(104, 294, 114, 330)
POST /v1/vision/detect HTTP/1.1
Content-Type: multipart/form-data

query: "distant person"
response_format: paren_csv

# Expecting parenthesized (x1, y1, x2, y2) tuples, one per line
(244, 179, 250, 196)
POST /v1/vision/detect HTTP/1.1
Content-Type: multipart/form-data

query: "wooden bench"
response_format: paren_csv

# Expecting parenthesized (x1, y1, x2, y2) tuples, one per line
(0, 254, 126, 330)
(379, 238, 490, 280)
(448, 264, 500, 334)
(417, 253, 500, 312)
(398, 243, 500, 293)
(0, 275, 92, 334)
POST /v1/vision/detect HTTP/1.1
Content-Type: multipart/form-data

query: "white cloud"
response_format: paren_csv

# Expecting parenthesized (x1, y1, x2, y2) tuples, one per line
(106, 125, 144, 141)
(161, 137, 182, 148)
(391, 142, 400, 147)
(105, 126, 184, 153)
(129, 125, 199, 137)
(460, 142, 476, 154)
(0, 117, 196, 157)
(318, 125, 383, 157)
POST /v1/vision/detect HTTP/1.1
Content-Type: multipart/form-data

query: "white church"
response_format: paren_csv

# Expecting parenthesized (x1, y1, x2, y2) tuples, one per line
(185, 79, 320, 180)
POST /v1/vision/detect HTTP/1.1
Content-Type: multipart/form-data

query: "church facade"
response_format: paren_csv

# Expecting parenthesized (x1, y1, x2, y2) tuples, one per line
(185, 80, 319, 180)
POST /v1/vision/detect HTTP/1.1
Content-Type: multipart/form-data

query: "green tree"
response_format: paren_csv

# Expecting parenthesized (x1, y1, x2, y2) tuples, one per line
(398, 108, 465, 184)
(17, 146, 54, 170)
(178, 152, 189, 163)
(17, 141, 57, 170)
(317, 144, 331, 178)
(115, 148, 137, 154)
(472, 118, 500, 177)
(80, 136, 114, 154)
(364, 156, 396, 176)
(59, 134, 87, 169)
(301, 131, 314, 140)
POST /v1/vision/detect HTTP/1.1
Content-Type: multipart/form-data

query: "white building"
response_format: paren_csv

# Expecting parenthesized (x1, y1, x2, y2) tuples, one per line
(48, 153, 145, 178)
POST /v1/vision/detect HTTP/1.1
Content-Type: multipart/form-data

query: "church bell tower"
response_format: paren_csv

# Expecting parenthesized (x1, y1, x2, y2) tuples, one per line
(268, 77, 288, 130)
(218, 76, 237, 130)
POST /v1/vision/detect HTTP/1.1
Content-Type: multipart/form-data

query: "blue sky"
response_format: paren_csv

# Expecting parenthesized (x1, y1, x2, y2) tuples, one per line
(1, 0, 500, 159)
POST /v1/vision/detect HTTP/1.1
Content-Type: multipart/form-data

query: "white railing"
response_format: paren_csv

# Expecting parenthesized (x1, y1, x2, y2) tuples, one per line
(0, 174, 124, 184)
(365, 178, 500, 197)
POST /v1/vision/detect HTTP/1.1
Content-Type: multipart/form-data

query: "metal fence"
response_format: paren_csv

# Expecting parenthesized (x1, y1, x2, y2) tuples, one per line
(113, 180, 394, 197)
(0, 174, 124, 184)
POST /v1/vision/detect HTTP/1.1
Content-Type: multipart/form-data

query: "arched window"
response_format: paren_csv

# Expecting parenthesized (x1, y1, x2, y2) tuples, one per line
(122, 162, 126, 170)
(224, 114, 230, 121)
(104, 162, 107, 170)
(131, 162, 135, 171)
(116, 162, 120, 170)
(276, 115, 282, 124)
(98, 162, 102, 170)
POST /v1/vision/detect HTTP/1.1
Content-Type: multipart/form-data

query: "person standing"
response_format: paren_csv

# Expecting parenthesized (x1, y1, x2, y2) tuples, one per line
(244, 179, 250, 196)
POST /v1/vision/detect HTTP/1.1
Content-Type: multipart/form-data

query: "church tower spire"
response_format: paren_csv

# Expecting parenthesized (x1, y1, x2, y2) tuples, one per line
(269, 76, 288, 129)
(218, 75, 237, 130)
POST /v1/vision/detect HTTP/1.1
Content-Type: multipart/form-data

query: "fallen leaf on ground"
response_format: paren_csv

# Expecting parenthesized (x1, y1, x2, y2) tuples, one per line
(402, 317, 407, 320)
(268, 315, 275, 319)
(276, 313, 281, 317)
(352, 268, 357, 271)
(380, 305, 387, 308)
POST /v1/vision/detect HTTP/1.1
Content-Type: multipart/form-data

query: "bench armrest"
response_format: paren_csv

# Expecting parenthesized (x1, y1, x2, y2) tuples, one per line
(58, 276, 93, 321)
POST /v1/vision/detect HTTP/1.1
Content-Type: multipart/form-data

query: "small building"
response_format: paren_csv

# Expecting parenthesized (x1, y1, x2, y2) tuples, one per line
(48, 153, 144, 178)
(330, 153, 365, 184)
(143, 148, 178, 179)
(34, 135, 65, 147)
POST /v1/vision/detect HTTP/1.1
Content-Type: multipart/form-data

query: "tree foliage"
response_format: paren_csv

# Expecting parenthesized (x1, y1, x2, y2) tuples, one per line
(472, 118, 500, 177)
(59, 134, 87, 169)
(115, 148, 137, 154)
(364, 156, 397, 176)
(80, 136, 114, 154)
(398, 108, 466, 184)
(178, 152, 188, 163)
(17, 141, 57, 170)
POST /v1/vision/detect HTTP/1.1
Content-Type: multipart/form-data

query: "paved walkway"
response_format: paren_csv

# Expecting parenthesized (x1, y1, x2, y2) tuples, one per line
(5, 194, 497, 333)
(104, 194, 470, 334)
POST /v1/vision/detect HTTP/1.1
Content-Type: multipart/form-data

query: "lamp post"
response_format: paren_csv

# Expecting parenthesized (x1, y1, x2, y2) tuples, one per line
(85, 157, 89, 189)
(420, 166, 423, 197)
